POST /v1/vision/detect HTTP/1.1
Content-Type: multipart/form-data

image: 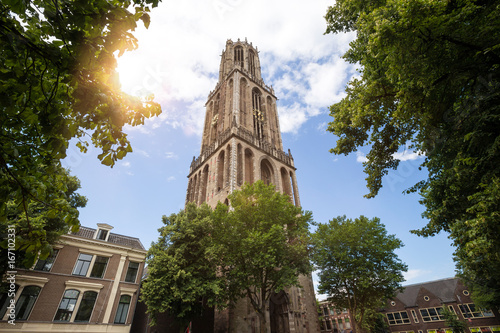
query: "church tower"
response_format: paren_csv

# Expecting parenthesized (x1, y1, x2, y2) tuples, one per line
(186, 39, 320, 333)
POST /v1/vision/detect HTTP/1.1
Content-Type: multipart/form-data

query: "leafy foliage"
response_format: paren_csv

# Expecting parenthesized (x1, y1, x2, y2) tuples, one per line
(141, 203, 222, 328)
(0, 166, 87, 276)
(441, 306, 467, 333)
(0, 0, 161, 273)
(212, 181, 312, 333)
(311, 216, 407, 333)
(325, 0, 500, 307)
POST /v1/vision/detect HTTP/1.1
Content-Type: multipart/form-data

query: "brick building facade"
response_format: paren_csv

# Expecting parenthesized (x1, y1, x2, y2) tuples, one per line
(382, 278, 499, 333)
(318, 302, 352, 333)
(0, 223, 146, 332)
(185, 38, 320, 333)
(319, 278, 500, 333)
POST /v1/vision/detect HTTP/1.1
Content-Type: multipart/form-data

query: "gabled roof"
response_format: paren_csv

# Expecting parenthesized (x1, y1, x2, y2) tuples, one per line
(396, 277, 459, 307)
(70, 226, 146, 250)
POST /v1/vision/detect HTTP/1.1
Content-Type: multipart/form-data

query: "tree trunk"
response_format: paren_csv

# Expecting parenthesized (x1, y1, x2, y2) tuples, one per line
(258, 309, 268, 333)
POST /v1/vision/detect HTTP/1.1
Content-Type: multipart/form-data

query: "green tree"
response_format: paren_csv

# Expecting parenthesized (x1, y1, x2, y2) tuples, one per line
(311, 216, 407, 333)
(212, 181, 312, 333)
(140, 203, 222, 332)
(442, 306, 467, 333)
(1, 0, 161, 273)
(325, 0, 500, 307)
(0, 166, 87, 276)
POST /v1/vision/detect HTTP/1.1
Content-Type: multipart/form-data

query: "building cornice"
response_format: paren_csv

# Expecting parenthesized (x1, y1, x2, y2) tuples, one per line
(60, 235, 147, 259)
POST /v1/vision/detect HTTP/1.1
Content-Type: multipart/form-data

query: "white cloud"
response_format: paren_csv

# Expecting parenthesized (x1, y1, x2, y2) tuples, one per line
(167, 176, 176, 182)
(116, 0, 356, 136)
(393, 150, 424, 161)
(355, 150, 424, 164)
(356, 151, 368, 163)
(404, 269, 431, 283)
(121, 161, 131, 167)
(165, 152, 178, 159)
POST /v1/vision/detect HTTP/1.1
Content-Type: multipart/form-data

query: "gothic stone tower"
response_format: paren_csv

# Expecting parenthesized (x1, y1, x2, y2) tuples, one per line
(186, 39, 320, 333)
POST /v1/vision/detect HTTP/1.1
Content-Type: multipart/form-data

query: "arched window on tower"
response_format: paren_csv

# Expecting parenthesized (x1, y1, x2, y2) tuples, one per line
(237, 144, 243, 186)
(244, 148, 254, 184)
(252, 88, 264, 140)
(200, 165, 209, 203)
(240, 78, 248, 127)
(234, 46, 244, 68)
(281, 167, 292, 200)
(225, 144, 232, 188)
(248, 50, 256, 77)
(217, 150, 225, 191)
(267, 96, 277, 146)
(261, 159, 274, 186)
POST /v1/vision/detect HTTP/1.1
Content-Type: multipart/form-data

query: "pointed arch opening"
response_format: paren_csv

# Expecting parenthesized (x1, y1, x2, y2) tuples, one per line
(237, 144, 243, 186)
(252, 88, 264, 140)
(240, 78, 248, 127)
(244, 148, 254, 184)
(217, 150, 225, 191)
(248, 49, 256, 77)
(261, 159, 274, 186)
(200, 165, 209, 203)
(281, 167, 292, 199)
(234, 46, 244, 67)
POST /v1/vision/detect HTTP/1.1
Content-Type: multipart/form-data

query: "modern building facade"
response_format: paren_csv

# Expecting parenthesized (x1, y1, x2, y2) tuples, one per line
(0, 223, 147, 332)
(185, 38, 319, 333)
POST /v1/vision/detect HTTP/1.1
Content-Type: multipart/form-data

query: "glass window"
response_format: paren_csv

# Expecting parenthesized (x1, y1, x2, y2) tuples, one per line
(387, 311, 411, 325)
(345, 317, 351, 329)
(114, 295, 131, 324)
(124, 262, 139, 283)
(460, 304, 494, 318)
(420, 307, 445, 322)
(90, 256, 109, 278)
(0, 284, 19, 319)
(96, 229, 108, 240)
(323, 307, 329, 316)
(338, 318, 344, 330)
(54, 289, 80, 321)
(411, 309, 419, 323)
(74, 291, 97, 322)
(15, 286, 41, 320)
(34, 249, 59, 271)
(326, 320, 332, 330)
(72, 253, 93, 276)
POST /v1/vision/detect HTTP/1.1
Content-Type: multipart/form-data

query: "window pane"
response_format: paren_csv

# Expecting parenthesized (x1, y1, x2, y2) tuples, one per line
(72, 254, 93, 276)
(54, 289, 80, 321)
(114, 295, 131, 324)
(96, 229, 108, 240)
(90, 256, 109, 278)
(125, 262, 139, 283)
(15, 286, 41, 320)
(0, 284, 19, 319)
(34, 249, 59, 271)
(74, 291, 97, 322)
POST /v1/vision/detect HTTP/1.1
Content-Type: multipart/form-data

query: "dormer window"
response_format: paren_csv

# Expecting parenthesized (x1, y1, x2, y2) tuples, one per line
(94, 223, 113, 241)
(96, 229, 108, 240)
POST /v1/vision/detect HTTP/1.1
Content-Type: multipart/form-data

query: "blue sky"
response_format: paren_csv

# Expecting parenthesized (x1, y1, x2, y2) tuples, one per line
(62, 0, 456, 294)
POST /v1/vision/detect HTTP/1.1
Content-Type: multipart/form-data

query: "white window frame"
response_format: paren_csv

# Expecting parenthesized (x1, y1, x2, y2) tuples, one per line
(53, 281, 103, 323)
(0, 275, 47, 321)
(72, 250, 112, 278)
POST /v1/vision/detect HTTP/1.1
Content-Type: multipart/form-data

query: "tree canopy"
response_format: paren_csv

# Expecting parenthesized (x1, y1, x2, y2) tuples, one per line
(311, 215, 407, 333)
(140, 203, 222, 330)
(212, 181, 312, 333)
(325, 0, 500, 307)
(1, 0, 161, 268)
(0, 166, 87, 277)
